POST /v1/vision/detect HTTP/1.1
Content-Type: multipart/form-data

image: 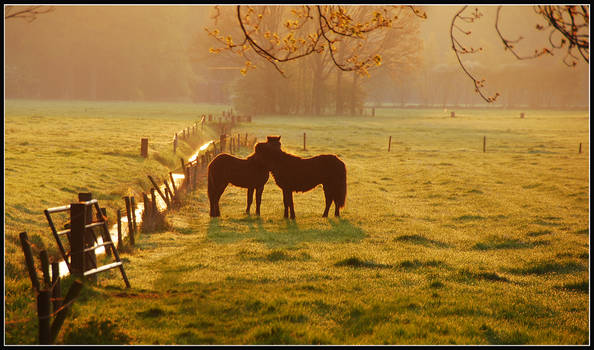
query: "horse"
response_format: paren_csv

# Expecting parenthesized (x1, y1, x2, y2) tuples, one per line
(207, 152, 269, 217)
(253, 137, 347, 219)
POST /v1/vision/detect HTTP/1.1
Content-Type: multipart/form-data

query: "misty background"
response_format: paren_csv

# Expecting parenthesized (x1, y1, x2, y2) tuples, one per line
(4, 5, 589, 115)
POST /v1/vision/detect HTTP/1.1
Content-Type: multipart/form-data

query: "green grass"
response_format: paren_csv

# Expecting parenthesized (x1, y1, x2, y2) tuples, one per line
(4, 101, 589, 345)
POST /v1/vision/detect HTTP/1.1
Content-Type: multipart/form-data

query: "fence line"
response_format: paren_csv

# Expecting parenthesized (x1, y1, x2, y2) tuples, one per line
(13, 109, 254, 344)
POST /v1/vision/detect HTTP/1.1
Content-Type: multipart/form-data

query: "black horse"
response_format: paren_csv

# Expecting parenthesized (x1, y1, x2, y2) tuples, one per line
(253, 136, 347, 219)
(207, 152, 269, 217)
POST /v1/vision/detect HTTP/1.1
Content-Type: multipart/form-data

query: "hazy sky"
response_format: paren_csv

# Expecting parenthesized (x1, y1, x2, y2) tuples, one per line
(4, 5, 589, 106)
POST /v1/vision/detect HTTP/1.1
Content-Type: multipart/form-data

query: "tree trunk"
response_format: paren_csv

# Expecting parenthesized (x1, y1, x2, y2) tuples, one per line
(336, 70, 344, 115)
(312, 57, 323, 116)
(350, 73, 359, 115)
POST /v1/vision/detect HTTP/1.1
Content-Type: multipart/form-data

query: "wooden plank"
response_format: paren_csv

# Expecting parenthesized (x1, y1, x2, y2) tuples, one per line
(44, 209, 70, 270)
(83, 241, 113, 253)
(148, 175, 170, 209)
(83, 261, 123, 277)
(45, 205, 71, 214)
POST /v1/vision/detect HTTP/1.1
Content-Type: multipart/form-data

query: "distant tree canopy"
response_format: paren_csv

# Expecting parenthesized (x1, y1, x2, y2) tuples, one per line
(205, 5, 424, 115)
(208, 5, 589, 104)
(206, 5, 426, 77)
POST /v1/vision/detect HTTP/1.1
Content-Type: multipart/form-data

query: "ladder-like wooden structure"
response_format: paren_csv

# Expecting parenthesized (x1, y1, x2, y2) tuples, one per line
(44, 198, 130, 288)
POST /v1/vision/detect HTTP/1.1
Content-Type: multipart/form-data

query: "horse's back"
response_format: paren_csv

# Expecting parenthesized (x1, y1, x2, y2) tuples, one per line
(209, 153, 268, 188)
(273, 153, 345, 191)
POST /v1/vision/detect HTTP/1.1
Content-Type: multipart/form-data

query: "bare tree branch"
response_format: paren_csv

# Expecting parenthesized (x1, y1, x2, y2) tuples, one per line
(450, 6, 499, 103)
(5, 5, 54, 22)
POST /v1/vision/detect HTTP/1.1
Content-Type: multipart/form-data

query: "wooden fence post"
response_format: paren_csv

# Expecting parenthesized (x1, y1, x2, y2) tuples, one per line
(579, 142, 582, 154)
(193, 164, 199, 188)
(141, 138, 149, 158)
(164, 179, 174, 200)
(19, 231, 40, 292)
(388, 136, 392, 152)
(142, 193, 151, 228)
(70, 203, 86, 279)
(130, 196, 138, 235)
(51, 262, 61, 314)
(483, 136, 486, 153)
(77, 193, 97, 276)
(124, 196, 134, 245)
(180, 158, 187, 182)
(117, 209, 122, 248)
(151, 188, 158, 215)
(40, 250, 51, 288)
(163, 181, 171, 203)
(50, 279, 84, 344)
(220, 134, 226, 153)
(148, 175, 170, 209)
(173, 134, 177, 153)
(98, 207, 111, 258)
(37, 289, 51, 344)
(304, 132, 307, 151)
(169, 172, 177, 197)
(372, 107, 375, 117)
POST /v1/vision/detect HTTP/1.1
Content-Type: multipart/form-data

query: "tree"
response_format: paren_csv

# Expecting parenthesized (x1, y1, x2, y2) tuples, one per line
(206, 5, 426, 77)
(206, 5, 424, 115)
(209, 5, 588, 104)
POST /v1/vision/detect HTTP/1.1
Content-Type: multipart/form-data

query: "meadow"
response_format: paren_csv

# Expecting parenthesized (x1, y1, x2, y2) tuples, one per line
(4, 100, 590, 345)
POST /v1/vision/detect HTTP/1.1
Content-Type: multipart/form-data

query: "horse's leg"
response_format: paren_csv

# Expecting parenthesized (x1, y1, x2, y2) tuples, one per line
(255, 185, 264, 216)
(246, 187, 254, 215)
(322, 184, 331, 218)
(288, 191, 296, 220)
(214, 183, 227, 217)
(209, 192, 216, 217)
(282, 188, 291, 218)
(334, 198, 340, 217)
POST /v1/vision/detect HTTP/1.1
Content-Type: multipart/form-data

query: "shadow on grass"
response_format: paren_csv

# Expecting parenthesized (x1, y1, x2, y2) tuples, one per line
(206, 217, 366, 248)
(394, 234, 450, 248)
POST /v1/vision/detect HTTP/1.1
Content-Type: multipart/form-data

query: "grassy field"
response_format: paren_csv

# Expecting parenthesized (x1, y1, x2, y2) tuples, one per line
(4, 101, 590, 345)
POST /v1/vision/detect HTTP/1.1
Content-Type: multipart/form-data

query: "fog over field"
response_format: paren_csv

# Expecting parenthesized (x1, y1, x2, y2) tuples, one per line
(4, 5, 589, 109)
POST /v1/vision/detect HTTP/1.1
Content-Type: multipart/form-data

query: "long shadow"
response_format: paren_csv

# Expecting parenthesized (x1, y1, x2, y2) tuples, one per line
(206, 216, 366, 248)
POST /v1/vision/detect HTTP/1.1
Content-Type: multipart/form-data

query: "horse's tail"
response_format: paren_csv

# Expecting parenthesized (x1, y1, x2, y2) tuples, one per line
(335, 159, 347, 209)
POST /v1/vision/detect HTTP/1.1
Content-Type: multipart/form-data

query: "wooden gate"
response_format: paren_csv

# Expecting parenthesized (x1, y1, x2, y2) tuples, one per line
(44, 196, 130, 288)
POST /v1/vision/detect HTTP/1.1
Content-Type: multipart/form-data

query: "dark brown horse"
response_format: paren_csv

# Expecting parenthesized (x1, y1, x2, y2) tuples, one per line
(207, 152, 269, 217)
(253, 137, 347, 219)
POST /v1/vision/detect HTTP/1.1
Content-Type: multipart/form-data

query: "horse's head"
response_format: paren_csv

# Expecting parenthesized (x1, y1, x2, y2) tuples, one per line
(250, 139, 282, 170)
(266, 136, 281, 149)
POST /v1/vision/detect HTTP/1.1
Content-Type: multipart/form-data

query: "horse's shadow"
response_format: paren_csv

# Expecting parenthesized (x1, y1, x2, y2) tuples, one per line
(206, 216, 366, 248)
